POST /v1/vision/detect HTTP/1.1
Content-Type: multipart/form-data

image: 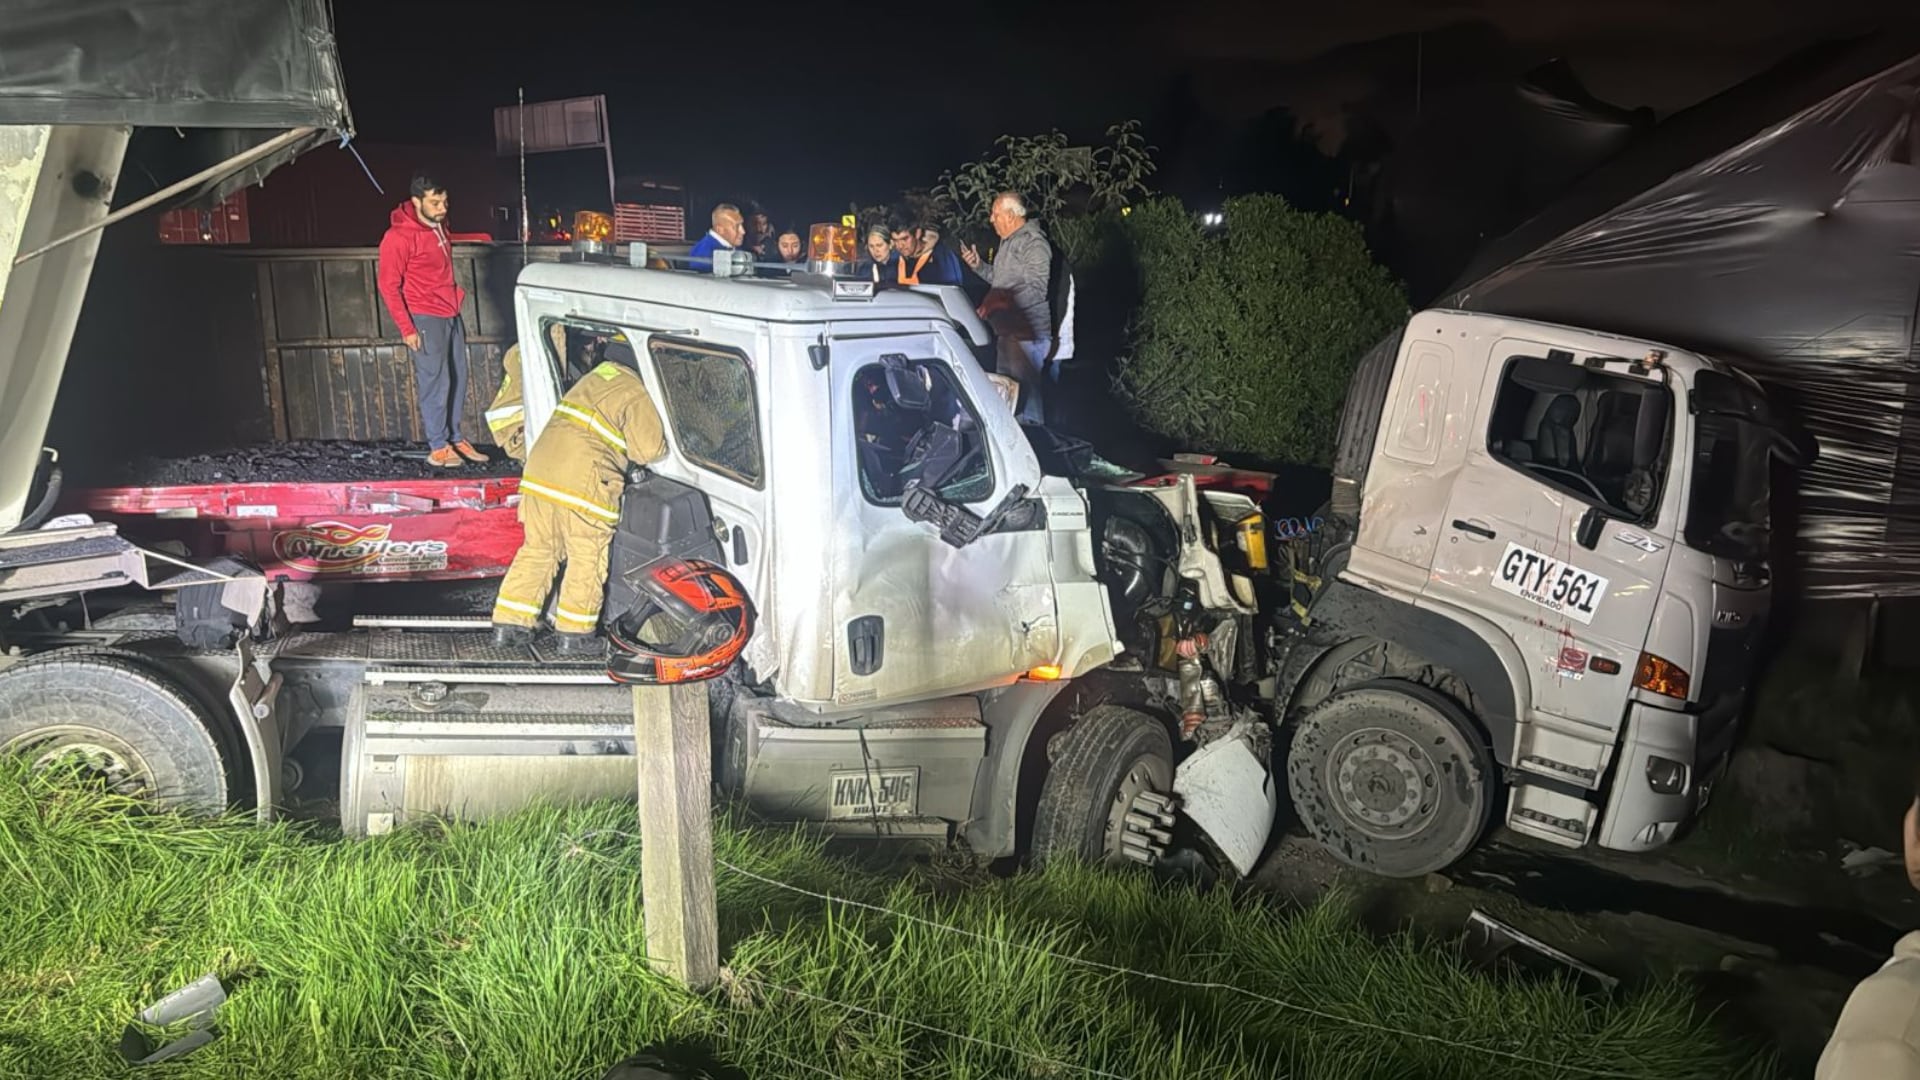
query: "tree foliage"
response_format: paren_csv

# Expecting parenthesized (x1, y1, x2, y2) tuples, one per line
(931, 122, 1155, 237)
(1110, 196, 1407, 464)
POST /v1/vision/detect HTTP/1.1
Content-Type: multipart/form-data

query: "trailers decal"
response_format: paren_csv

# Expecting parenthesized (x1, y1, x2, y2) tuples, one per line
(272, 521, 450, 575)
(1492, 542, 1608, 625)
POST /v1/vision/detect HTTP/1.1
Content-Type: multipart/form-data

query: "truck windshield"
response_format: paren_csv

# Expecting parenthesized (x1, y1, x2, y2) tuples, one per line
(1685, 389, 1773, 559)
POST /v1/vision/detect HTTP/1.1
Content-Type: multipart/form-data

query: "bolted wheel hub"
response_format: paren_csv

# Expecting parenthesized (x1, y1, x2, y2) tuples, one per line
(1330, 726, 1439, 840)
(1104, 757, 1177, 866)
(5, 726, 154, 798)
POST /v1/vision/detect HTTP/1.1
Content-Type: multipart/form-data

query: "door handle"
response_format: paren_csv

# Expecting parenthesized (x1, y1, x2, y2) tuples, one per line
(1451, 519, 1496, 540)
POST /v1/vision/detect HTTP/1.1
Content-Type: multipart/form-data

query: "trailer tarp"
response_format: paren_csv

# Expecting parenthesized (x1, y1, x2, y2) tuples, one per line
(0, 0, 350, 130)
(1449, 35, 1920, 600)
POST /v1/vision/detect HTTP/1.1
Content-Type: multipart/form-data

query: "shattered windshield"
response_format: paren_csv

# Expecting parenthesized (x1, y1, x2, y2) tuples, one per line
(1685, 372, 1773, 558)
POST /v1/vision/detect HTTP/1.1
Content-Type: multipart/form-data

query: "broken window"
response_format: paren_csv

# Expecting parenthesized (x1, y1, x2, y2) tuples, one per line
(852, 357, 994, 507)
(648, 338, 765, 488)
(1486, 354, 1672, 523)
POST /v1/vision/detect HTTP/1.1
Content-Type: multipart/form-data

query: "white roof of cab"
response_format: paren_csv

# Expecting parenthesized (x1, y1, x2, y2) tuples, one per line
(518, 261, 982, 332)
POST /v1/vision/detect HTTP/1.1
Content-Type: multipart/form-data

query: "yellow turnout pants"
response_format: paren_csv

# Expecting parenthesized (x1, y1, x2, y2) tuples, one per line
(492, 494, 614, 633)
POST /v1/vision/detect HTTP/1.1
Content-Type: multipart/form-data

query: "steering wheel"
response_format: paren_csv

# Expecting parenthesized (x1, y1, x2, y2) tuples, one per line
(1525, 463, 1607, 503)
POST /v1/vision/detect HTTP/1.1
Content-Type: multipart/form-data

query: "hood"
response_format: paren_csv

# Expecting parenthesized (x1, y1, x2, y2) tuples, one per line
(389, 201, 436, 231)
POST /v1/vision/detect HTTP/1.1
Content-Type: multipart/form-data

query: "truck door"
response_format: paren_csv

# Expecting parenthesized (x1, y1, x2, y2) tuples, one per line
(631, 329, 774, 629)
(827, 329, 1058, 708)
(1427, 340, 1677, 733)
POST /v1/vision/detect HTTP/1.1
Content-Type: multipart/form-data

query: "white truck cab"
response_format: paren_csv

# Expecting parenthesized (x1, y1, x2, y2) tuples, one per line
(1290, 310, 1799, 871)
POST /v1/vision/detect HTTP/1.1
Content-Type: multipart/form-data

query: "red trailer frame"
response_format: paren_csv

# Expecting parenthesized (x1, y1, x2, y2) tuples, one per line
(69, 477, 524, 583)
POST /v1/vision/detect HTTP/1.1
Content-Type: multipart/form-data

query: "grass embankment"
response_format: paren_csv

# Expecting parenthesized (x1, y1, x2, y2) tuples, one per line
(0, 765, 1768, 1079)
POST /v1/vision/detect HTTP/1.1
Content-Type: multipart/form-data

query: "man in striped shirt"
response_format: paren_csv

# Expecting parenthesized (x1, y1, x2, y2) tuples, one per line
(492, 336, 667, 652)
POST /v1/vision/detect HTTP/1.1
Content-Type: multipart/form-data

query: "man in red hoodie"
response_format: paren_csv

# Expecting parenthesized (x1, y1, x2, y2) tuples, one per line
(377, 172, 485, 468)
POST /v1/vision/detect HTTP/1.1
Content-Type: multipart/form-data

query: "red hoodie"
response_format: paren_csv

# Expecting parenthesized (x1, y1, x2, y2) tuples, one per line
(376, 201, 466, 338)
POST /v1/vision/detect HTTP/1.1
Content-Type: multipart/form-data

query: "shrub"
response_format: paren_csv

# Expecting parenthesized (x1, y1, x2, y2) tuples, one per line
(1112, 195, 1406, 465)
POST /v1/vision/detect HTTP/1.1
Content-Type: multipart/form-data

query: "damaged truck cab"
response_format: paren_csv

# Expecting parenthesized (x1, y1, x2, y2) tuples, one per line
(510, 264, 1163, 862)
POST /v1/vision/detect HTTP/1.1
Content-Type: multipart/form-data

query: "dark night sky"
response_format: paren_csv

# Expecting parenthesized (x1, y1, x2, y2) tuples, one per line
(332, 0, 1912, 225)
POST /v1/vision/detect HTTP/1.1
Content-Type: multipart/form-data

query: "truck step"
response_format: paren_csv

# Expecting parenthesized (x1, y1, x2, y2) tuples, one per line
(269, 628, 606, 672)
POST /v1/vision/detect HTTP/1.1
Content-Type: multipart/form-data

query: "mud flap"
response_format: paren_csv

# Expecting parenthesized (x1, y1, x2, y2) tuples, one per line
(1173, 726, 1276, 876)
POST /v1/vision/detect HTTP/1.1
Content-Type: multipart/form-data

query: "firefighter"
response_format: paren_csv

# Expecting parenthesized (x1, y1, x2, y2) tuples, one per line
(491, 336, 667, 652)
(485, 324, 568, 461)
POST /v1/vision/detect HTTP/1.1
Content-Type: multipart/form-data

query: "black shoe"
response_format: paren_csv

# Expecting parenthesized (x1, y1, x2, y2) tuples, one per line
(553, 631, 604, 656)
(492, 623, 534, 647)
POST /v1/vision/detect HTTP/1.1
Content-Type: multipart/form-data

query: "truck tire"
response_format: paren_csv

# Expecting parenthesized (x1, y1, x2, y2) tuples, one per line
(1286, 680, 1492, 878)
(0, 654, 234, 814)
(1030, 705, 1173, 867)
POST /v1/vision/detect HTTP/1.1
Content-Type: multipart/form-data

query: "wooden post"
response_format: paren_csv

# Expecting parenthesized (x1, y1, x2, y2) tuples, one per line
(634, 682, 719, 990)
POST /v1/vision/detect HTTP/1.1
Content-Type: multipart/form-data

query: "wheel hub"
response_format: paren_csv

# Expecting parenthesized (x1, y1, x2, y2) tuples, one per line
(1103, 756, 1176, 865)
(3, 726, 154, 797)
(1331, 727, 1437, 839)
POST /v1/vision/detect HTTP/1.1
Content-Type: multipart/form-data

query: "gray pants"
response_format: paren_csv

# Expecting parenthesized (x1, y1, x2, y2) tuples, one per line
(411, 313, 469, 449)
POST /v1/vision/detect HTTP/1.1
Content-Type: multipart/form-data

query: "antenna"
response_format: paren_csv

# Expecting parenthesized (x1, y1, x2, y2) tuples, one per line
(518, 86, 529, 263)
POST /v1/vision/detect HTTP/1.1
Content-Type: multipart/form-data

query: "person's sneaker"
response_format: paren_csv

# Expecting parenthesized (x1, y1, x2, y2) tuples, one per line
(452, 440, 489, 464)
(427, 446, 461, 469)
(553, 631, 604, 656)
(492, 623, 534, 648)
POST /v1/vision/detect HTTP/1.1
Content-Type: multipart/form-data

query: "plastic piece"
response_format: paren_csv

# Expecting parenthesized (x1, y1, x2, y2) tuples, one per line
(1172, 728, 1276, 876)
(118, 973, 226, 1064)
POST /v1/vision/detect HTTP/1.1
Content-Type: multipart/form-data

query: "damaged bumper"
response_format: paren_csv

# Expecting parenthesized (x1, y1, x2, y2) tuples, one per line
(1593, 698, 1731, 853)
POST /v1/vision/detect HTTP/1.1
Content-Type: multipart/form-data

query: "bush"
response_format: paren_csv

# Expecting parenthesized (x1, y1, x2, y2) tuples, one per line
(1111, 195, 1406, 465)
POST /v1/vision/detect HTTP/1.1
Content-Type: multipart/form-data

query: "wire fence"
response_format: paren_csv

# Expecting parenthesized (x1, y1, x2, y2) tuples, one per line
(567, 829, 1670, 1080)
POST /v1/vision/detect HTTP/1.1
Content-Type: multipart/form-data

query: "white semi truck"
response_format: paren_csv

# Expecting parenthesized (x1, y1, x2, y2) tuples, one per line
(0, 3, 1809, 879)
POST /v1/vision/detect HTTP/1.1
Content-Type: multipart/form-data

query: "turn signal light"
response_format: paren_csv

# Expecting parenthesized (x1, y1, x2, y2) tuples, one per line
(1634, 652, 1691, 700)
(1025, 664, 1064, 681)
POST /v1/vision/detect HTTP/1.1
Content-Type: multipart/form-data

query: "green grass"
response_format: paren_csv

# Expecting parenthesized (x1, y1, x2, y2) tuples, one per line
(0, 764, 1770, 1080)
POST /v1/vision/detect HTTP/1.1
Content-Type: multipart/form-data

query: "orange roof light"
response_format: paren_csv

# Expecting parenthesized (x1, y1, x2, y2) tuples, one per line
(808, 223, 857, 267)
(574, 211, 614, 244)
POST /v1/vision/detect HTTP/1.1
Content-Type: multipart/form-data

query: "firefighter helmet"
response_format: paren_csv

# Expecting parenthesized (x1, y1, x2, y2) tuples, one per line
(606, 558, 753, 684)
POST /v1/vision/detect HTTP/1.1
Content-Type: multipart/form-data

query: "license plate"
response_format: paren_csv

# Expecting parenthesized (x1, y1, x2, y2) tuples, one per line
(828, 767, 919, 819)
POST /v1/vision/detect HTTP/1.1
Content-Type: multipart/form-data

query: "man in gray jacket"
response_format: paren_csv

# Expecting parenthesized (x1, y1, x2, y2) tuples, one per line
(961, 192, 1052, 423)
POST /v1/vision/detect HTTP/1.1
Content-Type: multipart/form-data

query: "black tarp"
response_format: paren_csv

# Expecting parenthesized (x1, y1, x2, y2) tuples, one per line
(1448, 35, 1920, 600)
(0, 0, 353, 203)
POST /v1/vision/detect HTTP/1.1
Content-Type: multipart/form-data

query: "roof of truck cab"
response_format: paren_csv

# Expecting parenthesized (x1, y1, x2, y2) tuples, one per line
(517, 261, 968, 325)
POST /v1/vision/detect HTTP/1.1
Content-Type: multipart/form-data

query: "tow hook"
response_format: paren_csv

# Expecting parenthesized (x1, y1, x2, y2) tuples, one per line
(1121, 790, 1179, 865)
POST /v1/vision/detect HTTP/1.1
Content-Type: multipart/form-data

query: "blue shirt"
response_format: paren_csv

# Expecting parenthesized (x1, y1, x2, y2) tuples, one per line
(687, 230, 733, 272)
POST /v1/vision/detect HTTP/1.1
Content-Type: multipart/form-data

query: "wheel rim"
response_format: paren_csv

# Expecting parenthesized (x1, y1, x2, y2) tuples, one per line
(1101, 753, 1173, 863)
(1328, 725, 1440, 841)
(3, 726, 156, 798)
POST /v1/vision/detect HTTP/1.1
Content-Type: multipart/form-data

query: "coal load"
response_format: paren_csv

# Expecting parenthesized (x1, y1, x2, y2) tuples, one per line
(96, 442, 522, 487)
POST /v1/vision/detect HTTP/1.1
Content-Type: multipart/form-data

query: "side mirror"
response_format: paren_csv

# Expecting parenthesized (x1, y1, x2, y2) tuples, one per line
(1576, 505, 1606, 551)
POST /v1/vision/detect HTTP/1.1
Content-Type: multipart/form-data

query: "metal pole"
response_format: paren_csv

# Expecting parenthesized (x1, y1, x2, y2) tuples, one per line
(518, 88, 529, 261)
(12, 126, 319, 266)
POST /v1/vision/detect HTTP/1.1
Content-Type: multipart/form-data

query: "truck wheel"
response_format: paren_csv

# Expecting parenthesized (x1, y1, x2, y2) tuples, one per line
(0, 655, 234, 814)
(1031, 705, 1173, 867)
(1286, 681, 1492, 878)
